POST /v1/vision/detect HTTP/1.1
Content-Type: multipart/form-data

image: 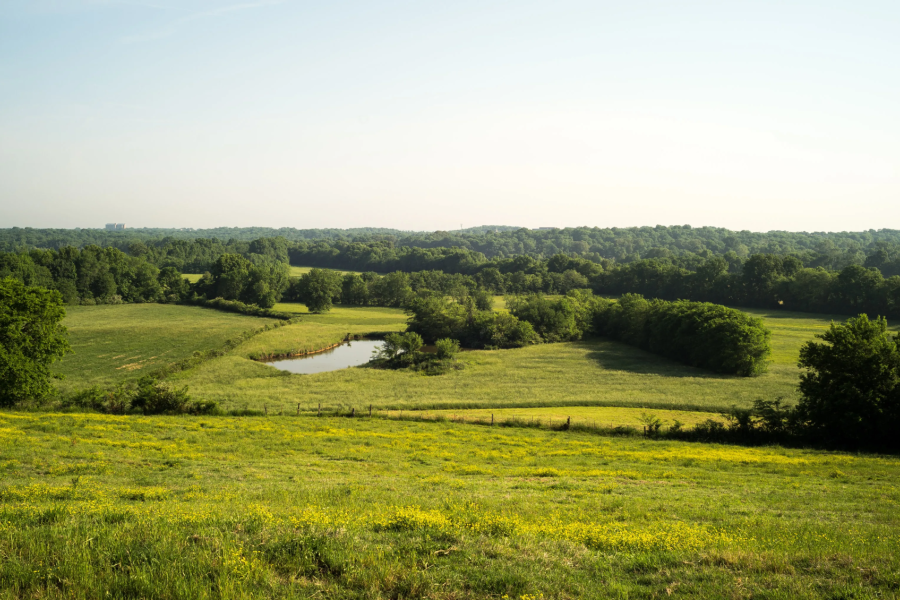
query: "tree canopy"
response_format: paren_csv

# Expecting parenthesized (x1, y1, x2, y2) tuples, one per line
(0, 278, 72, 407)
(797, 314, 900, 448)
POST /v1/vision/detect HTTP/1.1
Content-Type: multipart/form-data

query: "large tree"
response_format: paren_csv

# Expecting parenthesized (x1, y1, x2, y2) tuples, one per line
(797, 314, 900, 448)
(296, 268, 343, 313)
(0, 278, 72, 407)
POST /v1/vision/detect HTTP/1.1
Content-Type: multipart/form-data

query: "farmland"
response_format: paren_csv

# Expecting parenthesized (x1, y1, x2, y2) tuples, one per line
(1, 412, 898, 598)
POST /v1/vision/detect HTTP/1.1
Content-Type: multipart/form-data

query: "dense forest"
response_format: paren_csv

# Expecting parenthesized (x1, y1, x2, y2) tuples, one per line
(2, 225, 900, 318)
(4, 226, 900, 271)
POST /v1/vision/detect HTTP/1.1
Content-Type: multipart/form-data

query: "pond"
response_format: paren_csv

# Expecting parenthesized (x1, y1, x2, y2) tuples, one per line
(261, 340, 385, 375)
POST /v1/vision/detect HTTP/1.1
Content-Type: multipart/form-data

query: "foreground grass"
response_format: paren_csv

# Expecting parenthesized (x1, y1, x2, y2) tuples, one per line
(1, 412, 897, 599)
(54, 305, 278, 395)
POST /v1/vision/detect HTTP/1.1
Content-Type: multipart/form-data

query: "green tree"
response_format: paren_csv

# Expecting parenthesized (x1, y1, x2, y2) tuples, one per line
(208, 253, 252, 300)
(797, 314, 900, 448)
(341, 273, 370, 305)
(0, 278, 72, 406)
(297, 268, 342, 313)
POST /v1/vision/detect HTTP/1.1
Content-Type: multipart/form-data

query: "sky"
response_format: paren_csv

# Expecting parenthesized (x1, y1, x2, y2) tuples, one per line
(0, 0, 898, 232)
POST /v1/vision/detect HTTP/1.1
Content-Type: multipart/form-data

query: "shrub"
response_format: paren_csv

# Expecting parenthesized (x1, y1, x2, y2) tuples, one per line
(65, 379, 218, 415)
(434, 338, 460, 360)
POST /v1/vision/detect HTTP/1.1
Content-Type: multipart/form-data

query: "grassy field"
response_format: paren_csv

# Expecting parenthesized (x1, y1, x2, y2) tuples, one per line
(173, 306, 874, 414)
(0, 412, 897, 599)
(53, 303, 892, 416)
(54, 305, 278, 395)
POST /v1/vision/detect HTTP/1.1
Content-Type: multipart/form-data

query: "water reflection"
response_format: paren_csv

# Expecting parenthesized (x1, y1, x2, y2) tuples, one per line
(262, 340, 385, 375)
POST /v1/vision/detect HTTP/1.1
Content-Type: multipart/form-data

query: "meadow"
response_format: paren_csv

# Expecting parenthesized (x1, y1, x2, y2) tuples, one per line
(1, 411, 898, 599)
(169, 306, 872, 415)
(50, 302, 890, 417)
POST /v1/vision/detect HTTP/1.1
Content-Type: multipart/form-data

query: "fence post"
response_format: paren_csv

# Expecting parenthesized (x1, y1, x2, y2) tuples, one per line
(297, 403, 300, 415)
(567, 416, 571, 429)
(318, 403, 321, 417)
(369, 405, 372, 417)
(491, 414, 494, 426)
(264, 405, 267, 416)
(351, 408, 355, 418)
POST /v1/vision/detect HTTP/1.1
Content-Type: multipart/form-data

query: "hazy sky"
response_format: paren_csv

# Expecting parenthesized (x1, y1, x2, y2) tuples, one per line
(1, 0, 898, 232)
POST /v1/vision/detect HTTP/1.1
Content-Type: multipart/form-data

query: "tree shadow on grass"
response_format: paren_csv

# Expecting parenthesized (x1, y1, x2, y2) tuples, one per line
(572, 339, 738, 381)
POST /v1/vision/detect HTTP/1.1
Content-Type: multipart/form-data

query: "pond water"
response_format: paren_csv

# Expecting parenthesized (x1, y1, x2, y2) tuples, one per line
(262, 340, 385, 375)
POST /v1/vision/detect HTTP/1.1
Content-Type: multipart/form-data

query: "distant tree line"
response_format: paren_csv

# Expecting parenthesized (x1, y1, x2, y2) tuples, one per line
(290, 254, 900, 319)
(0, 246, 186, 304)
(5, 225, 900, 269)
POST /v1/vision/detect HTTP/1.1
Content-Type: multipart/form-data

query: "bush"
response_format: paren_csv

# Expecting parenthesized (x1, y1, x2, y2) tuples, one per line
(63, 379, 219, 415)
(434, 338, 460, 360)
(592, 294, 771, 376)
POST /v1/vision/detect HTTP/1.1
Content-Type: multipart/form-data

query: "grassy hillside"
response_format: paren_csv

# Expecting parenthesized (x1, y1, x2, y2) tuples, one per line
(54, 305, 279, 394)
(0, 412, 897, 599)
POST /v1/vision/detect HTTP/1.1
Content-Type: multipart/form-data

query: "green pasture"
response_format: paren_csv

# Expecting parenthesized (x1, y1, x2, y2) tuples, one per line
(54, 305, 278, 395)
(174, 307, 872, 414)
(182, 273, 203, 283)
(53, 303, 897, 415)
(0, 412, 897, 599)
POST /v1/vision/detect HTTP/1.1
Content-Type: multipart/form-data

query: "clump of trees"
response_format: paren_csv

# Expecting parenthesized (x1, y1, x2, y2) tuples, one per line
(193, 253, 290, 308)
(0, 278, 71, 407)
(369, 332, 462, 376)
(403, 288, 773, 377)
(406, 294, 538, 349)
(592, 294, 772, 376)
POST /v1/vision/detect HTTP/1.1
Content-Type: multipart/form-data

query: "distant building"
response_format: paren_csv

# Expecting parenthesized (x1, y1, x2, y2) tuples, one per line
(105, 223, 126, 230)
